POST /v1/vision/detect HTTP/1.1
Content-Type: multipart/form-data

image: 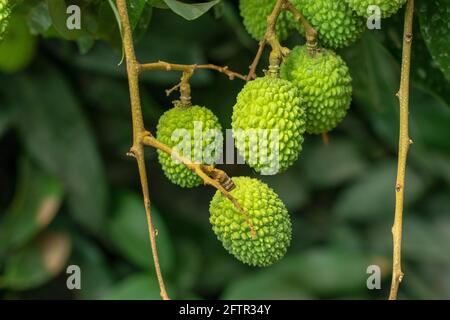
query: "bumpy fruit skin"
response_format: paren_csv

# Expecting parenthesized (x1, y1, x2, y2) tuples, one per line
(209, 177, 291, 267)
(156, 105, 222, 188)
(232, 76, 305, 174)
(345, 0, 407, 18)
(281, 46, 352, 134)
(291, 0, 365, 49)
(0, 0, 11, 41)
(239, 0, 297, 41)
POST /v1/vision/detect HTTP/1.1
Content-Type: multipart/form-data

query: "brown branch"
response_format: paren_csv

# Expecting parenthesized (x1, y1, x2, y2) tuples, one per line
(116, 0, 169, 300)
(142, 134, 257, 239)
(245, 0, 317, 79)
(283, 0, 317, 48)
(139, 61, 247, 81)
(389, 0, 415, 301)
(247, 39, 266, 81)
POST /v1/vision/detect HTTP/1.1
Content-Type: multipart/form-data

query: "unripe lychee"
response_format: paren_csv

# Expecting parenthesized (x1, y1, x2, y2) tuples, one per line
(0, 0, 11, 41)
(156, 105, 222, 188)
(291, 0, 365, 49)
(344, 0, 407, 18)
(209, 177, 291, 267)
(280, 46, 352, 134)
(232, 76, 305, 174)
(239, 0, 297, 41)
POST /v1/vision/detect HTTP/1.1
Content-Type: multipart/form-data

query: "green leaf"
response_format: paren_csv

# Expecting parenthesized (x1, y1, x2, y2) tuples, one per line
(281, 249, 376, 296)
(163, 0, 220, 20)
(46, 0, 88, 40)
(260, 173, 309, 211)
(107, 191, 174, 273)
(334, 161, 426, 221)
(301, 139, 367, 188)
(126, 0, 148, 29)
(419, 0, 450, 82)
(0, 157, 63, 254)
(344, 33, 450, 154)
(222, 271, 311, 300)
(1, 232, 71, 290)
(27, 2, 53, 35)
(102, 274, 161, 300)
(70, 235, 114, 299)
(148, 0, 169, 9)
(3, 65, 108, 233)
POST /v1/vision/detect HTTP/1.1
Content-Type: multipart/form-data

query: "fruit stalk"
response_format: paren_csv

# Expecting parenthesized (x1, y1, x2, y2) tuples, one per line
(389, 0, 414, 301)
(139, 61, 247, 80)
(116, 0, 170, 301)
(283, 0, 317, 48)
(246, 0, 317, 80)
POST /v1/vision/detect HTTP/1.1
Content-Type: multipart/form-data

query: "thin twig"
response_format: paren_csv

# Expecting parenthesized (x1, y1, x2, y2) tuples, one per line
(245, 0, 316, 79)
(142, 134, 257, 239)
(389, 0, 414, 301)
(247, 39, 266, 81)
(283, 0, 317, 48)
(116, 0, 169, 300)
(139, 61, 247, 81)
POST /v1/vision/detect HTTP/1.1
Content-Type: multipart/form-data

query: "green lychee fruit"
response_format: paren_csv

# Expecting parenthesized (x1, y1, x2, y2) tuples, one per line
(0, 15, 36, 73)
(0, 0, 11, 41)
(209, 176, 291, 267)
(291, 0, 365, 49)
(156, 105, 223, 188)
(232, 76, 305, 174)
(344, 0, 407, 18)
(239, 0, 298, 41)
(280, 46, 352, 134)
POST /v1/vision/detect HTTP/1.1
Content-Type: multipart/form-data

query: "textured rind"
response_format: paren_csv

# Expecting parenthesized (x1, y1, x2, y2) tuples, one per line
(281, 46, 352, 134)
(232, 76, 305, 174)
(209, 177, 292, 267)
(291, 0, 365, 49)
(345, 0, 407, 18)
(239, 0, 297, 41)
(0, 0, 11, 41)
(156, 105, 222, 188)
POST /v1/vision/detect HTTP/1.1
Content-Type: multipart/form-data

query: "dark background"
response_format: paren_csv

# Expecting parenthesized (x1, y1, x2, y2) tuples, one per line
(0, 0, 449, 299)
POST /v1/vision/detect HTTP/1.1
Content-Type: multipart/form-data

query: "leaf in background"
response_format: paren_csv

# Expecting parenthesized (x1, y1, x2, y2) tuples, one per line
(301, 139, 367, 188)
(278, 249, 380, 297)
(27, 1, 52, 35)
(260, 173, 309, 211)
(0, 158, 63, 254)
(126, 0, 148, 30)
(148, 0, 169, 9)
(0, 107, 12, 137)
(344, 33, 450, 155)
(102, 274, 161, 300)
(163, 0, 220, 20)
(1, 232, 71, 290)
(108, 191, 174, 273)
(70, 235, 114, 299)
(222, 271, 311, 300)
(46, 0, 88, 40)
(403, 216, 450, 265)
(419, 0, 450, 82)
(334, 161, 425, 221)
(3, 65, 108, 233)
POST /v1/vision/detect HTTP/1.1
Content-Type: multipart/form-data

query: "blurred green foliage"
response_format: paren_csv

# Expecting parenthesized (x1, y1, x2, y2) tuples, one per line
(0, 0, 449, 300)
